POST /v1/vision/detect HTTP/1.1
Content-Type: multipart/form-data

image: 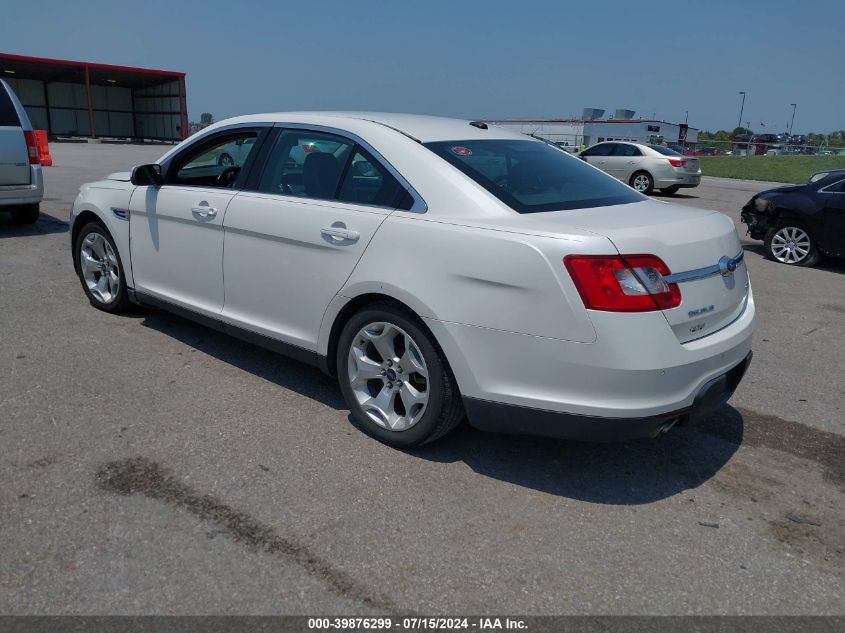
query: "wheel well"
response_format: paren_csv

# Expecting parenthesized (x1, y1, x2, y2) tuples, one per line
(630, 169, 651, 181)
(70, 211, 107, 268)
(324, 293, 425, 377)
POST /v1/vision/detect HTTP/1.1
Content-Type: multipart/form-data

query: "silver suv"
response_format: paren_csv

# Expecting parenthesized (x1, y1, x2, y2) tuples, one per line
(0, 79, 43, 224)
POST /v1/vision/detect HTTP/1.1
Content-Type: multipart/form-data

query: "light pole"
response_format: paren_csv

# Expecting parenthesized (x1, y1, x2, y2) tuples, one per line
(737, 91, 746, 130)
(789, 103, 797, 136)
(684, 110, 689, 124)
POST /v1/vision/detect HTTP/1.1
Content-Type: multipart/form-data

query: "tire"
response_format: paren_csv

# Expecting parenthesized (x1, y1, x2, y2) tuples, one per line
(217, 152, 234, 167)
(337, 302, 464, 448)
(10, 204, 39, 224)
(630, 171, 654, 195)
(764, 223, 820, 267)
(73, 221, 131, 313)
(660, 185, 680, 195)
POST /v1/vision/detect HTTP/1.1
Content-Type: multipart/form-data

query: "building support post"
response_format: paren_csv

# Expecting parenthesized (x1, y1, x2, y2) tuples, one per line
(178, 75, 188, 140)
(84, 65, 96, 139)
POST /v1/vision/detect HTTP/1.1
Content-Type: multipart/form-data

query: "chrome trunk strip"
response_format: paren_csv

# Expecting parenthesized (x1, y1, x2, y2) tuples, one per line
(663, 250, 744, 284)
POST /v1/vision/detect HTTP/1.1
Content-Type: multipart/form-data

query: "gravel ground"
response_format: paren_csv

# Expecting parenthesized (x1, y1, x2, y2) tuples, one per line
(1, 144, 843, 615)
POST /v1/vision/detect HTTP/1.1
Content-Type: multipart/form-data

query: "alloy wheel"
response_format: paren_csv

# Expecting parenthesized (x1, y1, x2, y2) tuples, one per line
(347, 322, 429, 431)
(632, 174, 651, 192)
(770, 227, 811, 264)
(79, 232, 121, 304)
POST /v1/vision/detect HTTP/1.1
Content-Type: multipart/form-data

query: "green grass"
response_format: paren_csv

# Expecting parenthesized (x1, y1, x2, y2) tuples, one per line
(699, 155, 845, 184)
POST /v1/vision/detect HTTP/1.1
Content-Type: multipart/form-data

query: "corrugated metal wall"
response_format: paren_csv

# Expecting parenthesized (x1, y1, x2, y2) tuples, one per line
(4, 76, 181, 140)
(133, 81, 181, 140)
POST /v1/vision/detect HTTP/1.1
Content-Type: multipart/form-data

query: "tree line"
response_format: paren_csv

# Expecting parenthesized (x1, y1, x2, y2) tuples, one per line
(698, 127, 845, 147)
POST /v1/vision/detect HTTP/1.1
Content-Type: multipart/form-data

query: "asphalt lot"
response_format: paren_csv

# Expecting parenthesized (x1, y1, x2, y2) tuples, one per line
(1, 144, 843, 615)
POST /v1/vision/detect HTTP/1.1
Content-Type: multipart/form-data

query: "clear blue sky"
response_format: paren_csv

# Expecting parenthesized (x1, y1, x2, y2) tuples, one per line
(2, 0, 842, 134)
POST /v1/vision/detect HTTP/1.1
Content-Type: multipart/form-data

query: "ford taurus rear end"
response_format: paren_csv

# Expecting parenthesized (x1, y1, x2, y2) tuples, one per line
(418, 135, 753, 441)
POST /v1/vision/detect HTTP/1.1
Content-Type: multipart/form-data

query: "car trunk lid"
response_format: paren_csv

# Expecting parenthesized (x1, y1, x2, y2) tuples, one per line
(682, 157, 700, 173)
(533, 200, 749, 343)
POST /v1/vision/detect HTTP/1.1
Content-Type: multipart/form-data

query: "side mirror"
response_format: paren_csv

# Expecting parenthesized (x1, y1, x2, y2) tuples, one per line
(130, 164, 163, 187)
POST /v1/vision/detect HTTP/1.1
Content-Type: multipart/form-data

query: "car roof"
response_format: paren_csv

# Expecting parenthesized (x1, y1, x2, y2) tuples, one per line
(203, 111, 529, 143)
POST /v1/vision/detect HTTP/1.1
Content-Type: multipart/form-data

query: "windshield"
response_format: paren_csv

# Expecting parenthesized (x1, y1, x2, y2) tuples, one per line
(424, 139, 645, 213)
(648, 144, 682, 157)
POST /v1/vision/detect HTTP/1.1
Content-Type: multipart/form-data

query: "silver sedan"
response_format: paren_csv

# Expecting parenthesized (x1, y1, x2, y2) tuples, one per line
(578, 141, 702, 195)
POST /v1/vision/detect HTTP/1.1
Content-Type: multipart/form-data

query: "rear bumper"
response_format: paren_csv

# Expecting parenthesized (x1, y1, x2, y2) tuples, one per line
(464, 352, 752, 442)
(0, 166, 43, 207)
(655, 172, 701, 188)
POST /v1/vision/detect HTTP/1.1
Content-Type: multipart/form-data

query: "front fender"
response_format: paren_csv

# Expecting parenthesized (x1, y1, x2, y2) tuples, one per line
(71, 184, 135, 287)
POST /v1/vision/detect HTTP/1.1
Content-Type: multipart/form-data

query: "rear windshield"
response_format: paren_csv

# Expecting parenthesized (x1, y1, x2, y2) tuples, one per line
(0, 84, 22, 127)
(648, 144, 681, 157)
(424, 139, 644, 213)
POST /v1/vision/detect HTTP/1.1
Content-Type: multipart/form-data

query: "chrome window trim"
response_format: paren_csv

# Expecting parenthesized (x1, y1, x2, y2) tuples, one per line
(271, 122, 427, 213)
(819, 178, 845, 194)
(662, 250, 745, 284)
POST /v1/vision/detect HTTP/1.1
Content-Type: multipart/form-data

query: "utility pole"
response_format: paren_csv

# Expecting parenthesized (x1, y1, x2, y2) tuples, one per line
(789, 103, 797, 136)
(738, 91, 746, 130)
(684, 110, 689, 124)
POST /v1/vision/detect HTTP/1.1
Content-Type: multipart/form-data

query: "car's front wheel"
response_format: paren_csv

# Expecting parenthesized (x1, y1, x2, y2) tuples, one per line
(337, 303, 464, 447)
(73, 221, 130, 312)
(764, 223, 820, 267)
(630, 171, 654, 195)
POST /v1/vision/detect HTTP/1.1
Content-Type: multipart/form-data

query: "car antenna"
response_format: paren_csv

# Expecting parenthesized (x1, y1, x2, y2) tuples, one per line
(469, 120, 489, 129)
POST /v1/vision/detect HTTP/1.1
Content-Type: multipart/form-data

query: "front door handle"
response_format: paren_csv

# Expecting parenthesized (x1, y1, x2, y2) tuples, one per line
(321, 226, 359, 242)
(191, 205, 217, 218)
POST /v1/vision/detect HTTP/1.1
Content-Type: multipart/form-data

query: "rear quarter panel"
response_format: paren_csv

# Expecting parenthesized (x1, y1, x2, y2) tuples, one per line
(334, 214, 606, 345)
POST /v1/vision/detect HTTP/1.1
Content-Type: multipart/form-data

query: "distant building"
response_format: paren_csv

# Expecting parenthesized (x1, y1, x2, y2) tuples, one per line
(0, 52, 188, 141)
(486, 112, 698, 148)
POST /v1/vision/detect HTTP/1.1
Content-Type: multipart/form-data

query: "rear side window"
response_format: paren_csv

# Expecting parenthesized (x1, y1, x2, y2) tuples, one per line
(648, 144, 682, 157)
(259, 130, 355, 199)
(613, 144, 642, 157)
(581, 143, 612, 157)
(259, 129, 412, 209)
(338, 149, 409, 208)
(425, 139, 644, 213)
(0, 85, 22, 127)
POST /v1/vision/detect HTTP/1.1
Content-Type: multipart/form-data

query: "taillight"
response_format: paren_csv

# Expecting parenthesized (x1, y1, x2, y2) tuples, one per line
(667, 158, 686, 168)
(23, 131, 40, 165)
(563, 255, 681, 312)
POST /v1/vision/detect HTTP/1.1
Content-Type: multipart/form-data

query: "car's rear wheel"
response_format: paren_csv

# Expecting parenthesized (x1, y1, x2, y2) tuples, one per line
(630, 171, 654, 195)
(337, 303, 464, 447)
(73, 221, 130, 312)
(10, 204, 39, 224)
(660, 185, 680, 195)
(764, 223, 820, 267)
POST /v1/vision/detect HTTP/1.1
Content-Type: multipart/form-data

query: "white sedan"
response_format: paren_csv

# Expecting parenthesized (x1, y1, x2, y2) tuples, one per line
(578, 141, 702, 195)
(69, 113, 754, 447)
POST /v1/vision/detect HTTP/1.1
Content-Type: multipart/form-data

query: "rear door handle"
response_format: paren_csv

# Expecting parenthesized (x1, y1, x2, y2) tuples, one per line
(191, 206, 217, 218)
(321, 227, 359, 241)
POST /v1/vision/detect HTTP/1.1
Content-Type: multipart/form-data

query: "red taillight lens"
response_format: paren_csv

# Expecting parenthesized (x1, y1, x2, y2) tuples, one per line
(563, 255, 681, 312)
(668, 158, 686, 167)
(23, 131, 40, 165)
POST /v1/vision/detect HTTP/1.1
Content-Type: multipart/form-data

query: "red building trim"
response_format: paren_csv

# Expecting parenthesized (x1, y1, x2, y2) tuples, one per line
(0, 52, 185, 77)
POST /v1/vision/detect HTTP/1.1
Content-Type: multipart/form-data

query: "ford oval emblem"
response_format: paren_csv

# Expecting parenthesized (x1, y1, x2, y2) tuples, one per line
(718, 255, 737, 276)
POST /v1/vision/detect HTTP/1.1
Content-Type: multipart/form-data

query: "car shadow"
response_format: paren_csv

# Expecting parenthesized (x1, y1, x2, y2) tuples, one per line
(653, 192, 699, 199)
(407, 408, 743, 505)
(138, 308, 743, 505)
(138, 309, 346, 410)
(0, 210, 68, 237)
